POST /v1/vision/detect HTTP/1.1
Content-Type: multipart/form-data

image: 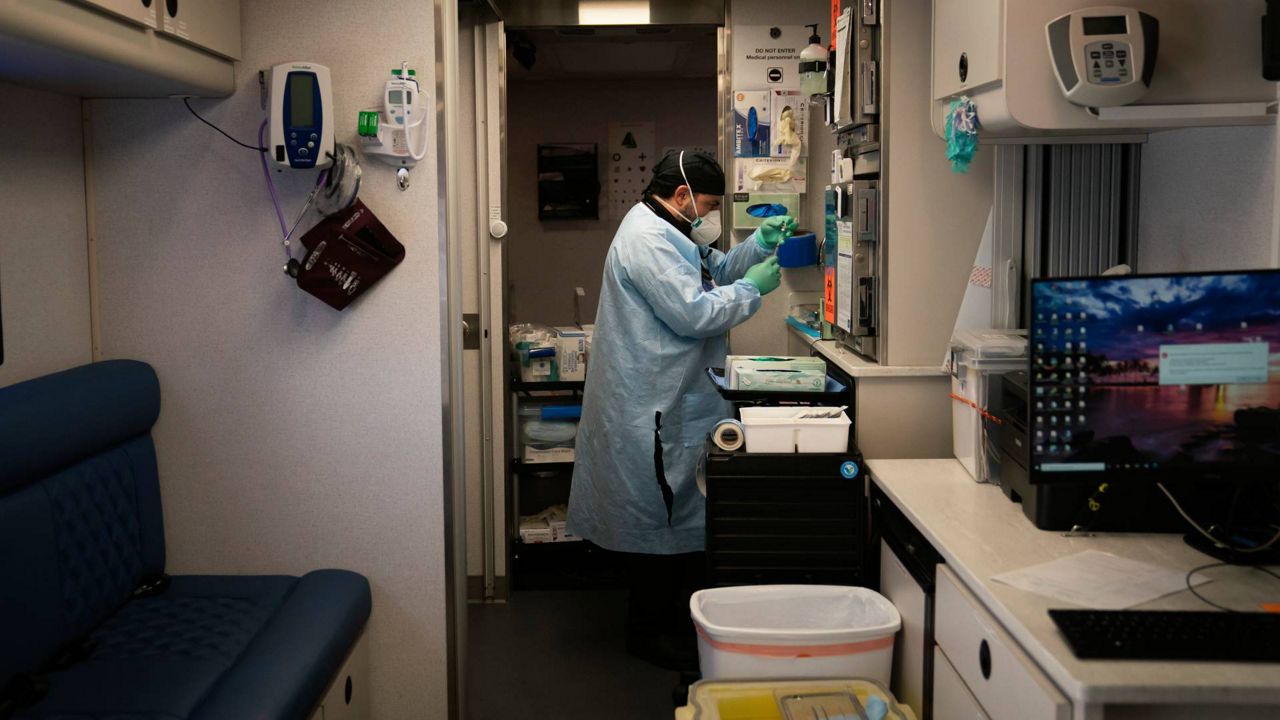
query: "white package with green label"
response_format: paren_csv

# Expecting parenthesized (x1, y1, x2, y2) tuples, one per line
(727, 356, 828, 392)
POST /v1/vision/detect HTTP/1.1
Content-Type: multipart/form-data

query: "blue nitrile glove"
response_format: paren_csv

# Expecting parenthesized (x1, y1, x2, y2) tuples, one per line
(756, 215, 798, 251)
(743, 256, 782, 296)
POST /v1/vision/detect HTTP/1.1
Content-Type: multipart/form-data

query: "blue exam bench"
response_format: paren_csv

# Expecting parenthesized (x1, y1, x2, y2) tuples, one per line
(0, 360, 371, 719)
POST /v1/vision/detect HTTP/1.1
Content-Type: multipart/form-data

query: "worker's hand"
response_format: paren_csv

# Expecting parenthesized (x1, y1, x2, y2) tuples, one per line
(743, 256, 782, 296)
(756, 215, 798, 251)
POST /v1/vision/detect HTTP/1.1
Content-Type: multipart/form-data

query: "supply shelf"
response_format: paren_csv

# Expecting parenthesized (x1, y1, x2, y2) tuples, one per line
(511, 379, 585, 394)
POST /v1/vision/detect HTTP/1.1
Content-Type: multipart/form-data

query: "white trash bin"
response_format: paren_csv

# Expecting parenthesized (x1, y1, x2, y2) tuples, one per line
(690, 585, 901, 684)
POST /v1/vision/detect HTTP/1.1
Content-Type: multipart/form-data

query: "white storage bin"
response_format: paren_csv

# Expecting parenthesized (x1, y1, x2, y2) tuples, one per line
(738, 407, 850, 454)
(691, 585, 901, 683)
(949, 329, 1027, 482)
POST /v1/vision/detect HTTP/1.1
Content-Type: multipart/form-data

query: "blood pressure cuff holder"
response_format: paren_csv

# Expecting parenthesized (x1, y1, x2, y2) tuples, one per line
(293, 199, 405, 310)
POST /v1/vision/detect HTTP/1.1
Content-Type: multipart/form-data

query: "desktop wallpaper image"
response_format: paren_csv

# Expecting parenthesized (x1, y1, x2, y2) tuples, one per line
(1032, 274, 1280, 470)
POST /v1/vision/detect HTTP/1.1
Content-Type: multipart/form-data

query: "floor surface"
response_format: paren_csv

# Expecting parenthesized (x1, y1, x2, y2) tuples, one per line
(466, 590, 682, 719)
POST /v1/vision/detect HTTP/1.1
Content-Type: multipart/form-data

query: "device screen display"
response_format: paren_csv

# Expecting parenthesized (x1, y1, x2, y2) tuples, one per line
(1083, 16, 1127, 36)
(1029, 272, 1280, 479)
(389, 90, 403, 105)
(290, 73, 315, 127)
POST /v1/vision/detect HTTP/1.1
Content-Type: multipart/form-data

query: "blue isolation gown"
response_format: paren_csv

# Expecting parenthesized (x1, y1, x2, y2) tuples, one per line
(567, 203, 769, 554)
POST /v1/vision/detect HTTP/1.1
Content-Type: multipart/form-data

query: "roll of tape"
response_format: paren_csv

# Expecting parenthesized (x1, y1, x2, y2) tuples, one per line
(712, 419, 746, 452)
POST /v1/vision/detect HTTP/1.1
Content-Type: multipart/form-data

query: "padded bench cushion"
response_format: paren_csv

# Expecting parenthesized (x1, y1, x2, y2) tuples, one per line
(0, 360, 160, 491)
(17, 570, 370, 720)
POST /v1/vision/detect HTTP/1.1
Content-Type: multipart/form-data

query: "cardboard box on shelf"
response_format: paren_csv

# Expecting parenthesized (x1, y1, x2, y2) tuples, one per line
(554, 326, 588, 382)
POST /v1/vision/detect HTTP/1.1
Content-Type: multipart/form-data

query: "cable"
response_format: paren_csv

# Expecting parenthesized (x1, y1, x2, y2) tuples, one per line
(1157, 482, 1280, 554)
(1186, 562, 1280, 613)
(258, 120, 290, 252)
(184, 97, 267, 152)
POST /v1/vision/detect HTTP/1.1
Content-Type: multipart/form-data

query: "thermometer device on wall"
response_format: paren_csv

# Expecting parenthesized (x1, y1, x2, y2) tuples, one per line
(268, 61, 334, 170)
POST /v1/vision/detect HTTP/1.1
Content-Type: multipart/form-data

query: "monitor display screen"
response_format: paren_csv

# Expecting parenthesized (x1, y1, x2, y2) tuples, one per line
(289, 73, 315, 128)
(1030, 271, 1280, 482)
(1083, 16, 1127, 36)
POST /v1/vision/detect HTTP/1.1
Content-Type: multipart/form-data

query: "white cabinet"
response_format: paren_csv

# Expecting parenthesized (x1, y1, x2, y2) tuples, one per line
(933, 646, 989, 720)
(880, 540, 928, 718)
(0, 0, 235, 97)
(930, 0, 1277, 139)
(931, 0, 1001, 100)
(934, 565, 1069, 720)
(77, 0, 157, 28)
(313, 630, 370, 720)
(156, 0, 240, 60)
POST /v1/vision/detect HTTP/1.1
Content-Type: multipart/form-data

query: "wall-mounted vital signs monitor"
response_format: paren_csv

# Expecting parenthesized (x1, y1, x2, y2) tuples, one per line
(1046, 7, 1159, 108)
(268, 61, 334, 170)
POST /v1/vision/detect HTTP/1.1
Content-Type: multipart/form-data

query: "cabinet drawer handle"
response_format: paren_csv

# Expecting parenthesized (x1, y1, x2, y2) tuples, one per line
(979, 638, 992, 680)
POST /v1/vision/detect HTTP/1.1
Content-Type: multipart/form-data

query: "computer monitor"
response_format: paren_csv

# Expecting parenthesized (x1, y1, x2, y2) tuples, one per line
(1029, 270, 1280, 486)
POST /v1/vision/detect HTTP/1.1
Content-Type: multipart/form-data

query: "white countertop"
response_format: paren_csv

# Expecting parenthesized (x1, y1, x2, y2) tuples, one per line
(868, 458, 1280, 707)
(789, 323, 946, 378)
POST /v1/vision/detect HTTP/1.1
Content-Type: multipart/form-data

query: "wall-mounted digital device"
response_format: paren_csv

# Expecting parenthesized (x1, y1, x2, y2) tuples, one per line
(358, 64, 428, 170)
(1046, 7, 1158, 108)
(267, 61, 334, 170)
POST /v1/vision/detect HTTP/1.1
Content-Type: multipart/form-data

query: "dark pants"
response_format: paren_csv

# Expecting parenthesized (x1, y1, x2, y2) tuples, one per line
(616, 551, 707, 643)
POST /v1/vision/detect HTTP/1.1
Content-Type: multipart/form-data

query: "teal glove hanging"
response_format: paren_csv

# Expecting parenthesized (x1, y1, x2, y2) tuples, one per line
(945, 96, 980, 174)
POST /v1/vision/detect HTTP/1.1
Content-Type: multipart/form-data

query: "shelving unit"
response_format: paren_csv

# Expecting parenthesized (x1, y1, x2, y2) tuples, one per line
(508, 378, 619, 590)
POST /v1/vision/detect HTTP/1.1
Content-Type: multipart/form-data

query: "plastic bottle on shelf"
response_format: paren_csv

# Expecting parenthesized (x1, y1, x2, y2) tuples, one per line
(800, 24, 829, 97)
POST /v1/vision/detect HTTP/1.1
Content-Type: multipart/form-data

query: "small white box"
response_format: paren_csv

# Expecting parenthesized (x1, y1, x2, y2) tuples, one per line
(738, 406, 851, 454)
(519, 355, 556, 382)
(522, 445, 576, 464)
(518, 517, 554, 544)
(554, 326, 588, 381)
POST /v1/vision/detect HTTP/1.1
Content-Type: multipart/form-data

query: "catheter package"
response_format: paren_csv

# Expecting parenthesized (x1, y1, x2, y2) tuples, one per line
(295, 200, 405, 310)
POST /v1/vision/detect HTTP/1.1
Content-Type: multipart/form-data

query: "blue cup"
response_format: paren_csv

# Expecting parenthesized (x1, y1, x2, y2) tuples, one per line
(776, 231, 818, 268)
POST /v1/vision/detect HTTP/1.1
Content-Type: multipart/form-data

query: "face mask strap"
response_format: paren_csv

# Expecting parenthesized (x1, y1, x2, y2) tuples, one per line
(678, 150, 699, 223)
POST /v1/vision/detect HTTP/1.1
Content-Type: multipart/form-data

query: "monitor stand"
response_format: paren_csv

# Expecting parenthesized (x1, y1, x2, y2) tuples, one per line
(1183, 531, 1280, 566)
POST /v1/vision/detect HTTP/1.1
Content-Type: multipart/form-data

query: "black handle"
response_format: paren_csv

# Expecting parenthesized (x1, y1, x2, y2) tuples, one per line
(979, 639, 992, 680)
(858, 277, 874, 324)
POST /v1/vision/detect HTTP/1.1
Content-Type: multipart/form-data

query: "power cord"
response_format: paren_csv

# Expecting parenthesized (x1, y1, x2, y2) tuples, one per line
(183, 97, 268, 152)
(1185, 562, 1280, 613)
(1157, 482, 1280, 555)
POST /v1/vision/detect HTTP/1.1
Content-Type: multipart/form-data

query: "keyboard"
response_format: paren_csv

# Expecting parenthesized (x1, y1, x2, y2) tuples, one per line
(1049, 609, 1280, 662)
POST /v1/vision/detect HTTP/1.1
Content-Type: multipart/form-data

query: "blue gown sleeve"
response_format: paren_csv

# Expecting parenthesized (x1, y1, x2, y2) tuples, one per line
(704, 231, 769, 287)
(622, 229, 763, 340)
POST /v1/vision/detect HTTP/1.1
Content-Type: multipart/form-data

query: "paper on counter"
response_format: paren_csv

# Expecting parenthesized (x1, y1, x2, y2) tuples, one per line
(991, 550, 1210, 610)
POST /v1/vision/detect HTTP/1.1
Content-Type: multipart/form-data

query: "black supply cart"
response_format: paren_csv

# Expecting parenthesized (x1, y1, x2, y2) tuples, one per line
(701, 367, 870, 588)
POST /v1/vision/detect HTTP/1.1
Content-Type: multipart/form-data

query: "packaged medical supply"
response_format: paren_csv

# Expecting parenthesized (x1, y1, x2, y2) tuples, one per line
(518, 404, 578, 463)
(511, 323, 558, 382)
(518, 505, 579, 544)
(554, 326, 588, 381)
(733, 91, 771, 158)
(727, 356, 827, 390)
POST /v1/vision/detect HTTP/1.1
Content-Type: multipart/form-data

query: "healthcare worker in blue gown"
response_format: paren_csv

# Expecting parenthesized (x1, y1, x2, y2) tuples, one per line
(568, 150, 796, 670)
